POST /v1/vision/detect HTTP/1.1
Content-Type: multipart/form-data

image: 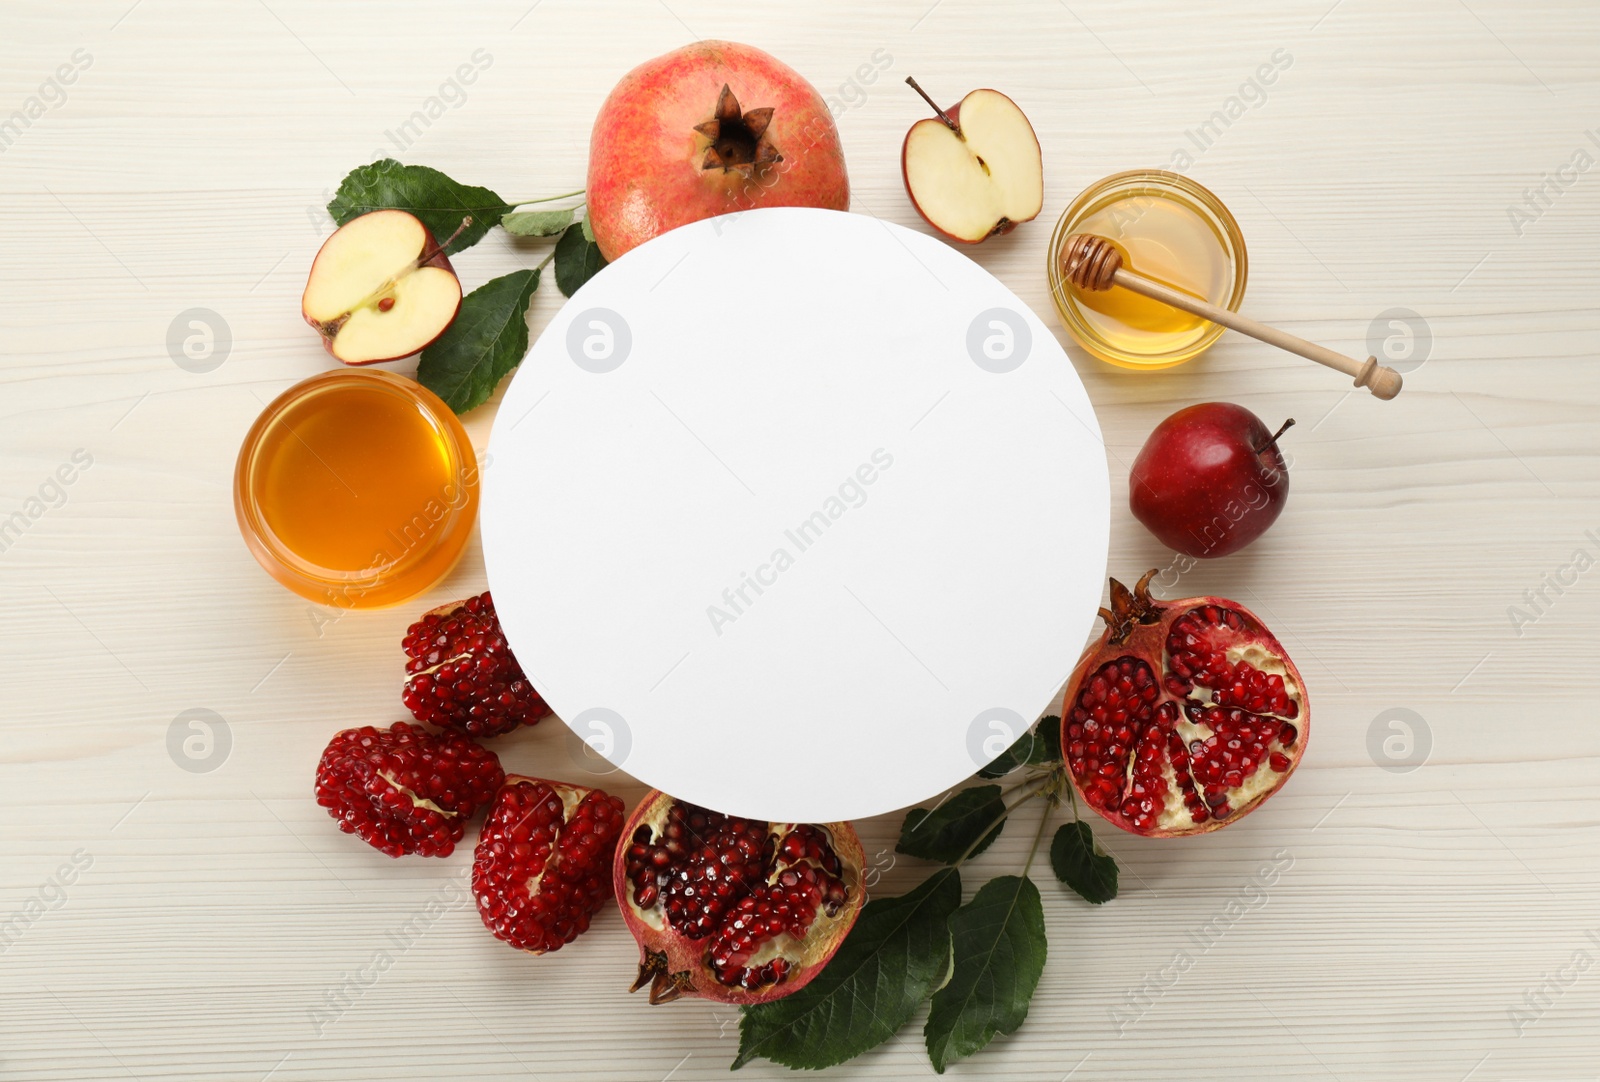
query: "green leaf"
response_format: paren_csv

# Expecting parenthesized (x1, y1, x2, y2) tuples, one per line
(733, 869, 962, 1071)
(580, 209, 596, 243)
(1050, 821, 1119, 904)
(975, 717, 1061, 778)
(554, 221, 607, 296)
(1026, 717, 1062, 765)
(416, 269, 539, 414)
(503, 208, 576, 236)
(924, 875, 1047, 1072)
(327, 159, 508, 253)
(975, 731, 1033, 779)
(898, 786, 1005, 864)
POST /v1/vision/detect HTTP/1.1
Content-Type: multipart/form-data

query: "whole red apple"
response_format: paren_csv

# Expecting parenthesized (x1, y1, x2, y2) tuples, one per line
(586, 41, 850, 262)
(1129, 403, 1294, 558)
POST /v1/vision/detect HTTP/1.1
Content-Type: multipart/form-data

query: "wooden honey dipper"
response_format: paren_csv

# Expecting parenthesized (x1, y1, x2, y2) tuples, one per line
(1060, 233, 1403, 400)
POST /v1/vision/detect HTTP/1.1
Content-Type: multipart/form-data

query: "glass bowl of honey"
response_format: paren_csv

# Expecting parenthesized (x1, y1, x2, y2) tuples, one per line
(1048, 170, 1248, 370)
(234, 369, 479, 608)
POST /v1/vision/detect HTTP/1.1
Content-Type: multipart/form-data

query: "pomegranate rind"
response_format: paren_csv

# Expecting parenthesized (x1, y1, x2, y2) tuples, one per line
(613, 789, 865, 1006)
(1060, 574, 1309, 838)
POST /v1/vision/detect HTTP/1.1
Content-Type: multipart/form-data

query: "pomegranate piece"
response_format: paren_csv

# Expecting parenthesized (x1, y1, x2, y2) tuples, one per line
(615, 792, 864, 1005)
(314, 721, 504, 857)
(402, 591, 549, 739)
(1062, 572, 1308, 837)
(472, 775, 626, 954)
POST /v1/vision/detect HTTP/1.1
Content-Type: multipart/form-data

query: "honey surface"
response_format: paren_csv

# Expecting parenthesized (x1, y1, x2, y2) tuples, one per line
(254, 381, 456, 575)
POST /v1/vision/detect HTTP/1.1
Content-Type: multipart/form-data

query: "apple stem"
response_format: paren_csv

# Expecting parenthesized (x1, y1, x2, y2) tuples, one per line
(904, 76, 959, 132)
(1255, 418, 1296, 455)
(420, 216, 474, 264)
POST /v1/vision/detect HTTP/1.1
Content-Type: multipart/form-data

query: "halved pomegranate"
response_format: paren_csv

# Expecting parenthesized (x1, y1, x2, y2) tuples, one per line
(1061, 572, 1308, 837)
(615, 791, 864, 1005)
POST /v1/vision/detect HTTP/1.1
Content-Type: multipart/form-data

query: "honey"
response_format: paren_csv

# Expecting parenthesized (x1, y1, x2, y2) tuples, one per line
(1049, 170, 1248, 369)
(234, 369, 478, 608)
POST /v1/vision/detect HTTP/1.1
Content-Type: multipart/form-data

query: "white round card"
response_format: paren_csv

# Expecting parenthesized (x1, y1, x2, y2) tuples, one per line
(483, 207, 1109, 822)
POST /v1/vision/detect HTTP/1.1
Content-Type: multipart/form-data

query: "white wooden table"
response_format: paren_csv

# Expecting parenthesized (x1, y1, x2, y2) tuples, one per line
(4, 2, 1598, 1079)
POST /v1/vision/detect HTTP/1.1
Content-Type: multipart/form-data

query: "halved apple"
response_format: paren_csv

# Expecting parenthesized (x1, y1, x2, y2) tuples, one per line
(901, 85, 1044, 244)
(302, 209, 463, 365)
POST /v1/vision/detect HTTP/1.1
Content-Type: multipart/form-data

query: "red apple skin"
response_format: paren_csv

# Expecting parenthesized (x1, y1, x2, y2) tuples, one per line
(301, 213, 462, 366)
(1128, 403, 1290, 559)
(900, 92, 1043, 244)
(586, 41, 850, 262)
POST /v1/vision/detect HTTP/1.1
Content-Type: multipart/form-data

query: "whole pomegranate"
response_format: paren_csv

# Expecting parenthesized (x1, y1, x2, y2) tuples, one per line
(314, 721, 504, 857)
(1061, 572, 1307, 837)
(472, 775, 626, 953)
(402, 591, 548, 738)
(586, 41, 850, 261)
(615, 791, 864, 1005)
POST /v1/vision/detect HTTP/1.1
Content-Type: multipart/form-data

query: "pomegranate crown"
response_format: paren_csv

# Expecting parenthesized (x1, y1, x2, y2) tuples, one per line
(1097, 569, 1164, 646)
(695, 84, 782, 176)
